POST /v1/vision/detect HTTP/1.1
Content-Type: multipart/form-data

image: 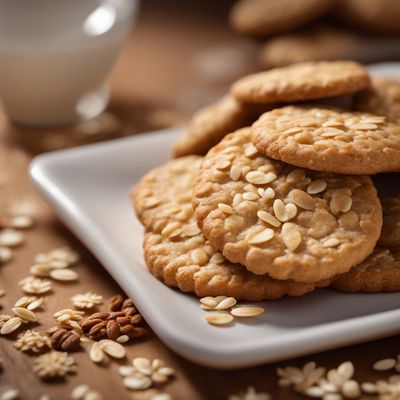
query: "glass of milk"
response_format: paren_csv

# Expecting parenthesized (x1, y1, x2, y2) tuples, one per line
(0, 0, 138, 127)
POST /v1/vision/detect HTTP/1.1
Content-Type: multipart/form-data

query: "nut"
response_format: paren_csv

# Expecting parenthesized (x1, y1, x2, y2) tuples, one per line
(46, 327, 81, 352)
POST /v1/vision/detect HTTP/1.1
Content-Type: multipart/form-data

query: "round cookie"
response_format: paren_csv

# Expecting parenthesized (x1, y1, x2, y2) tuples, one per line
(229, 0, 334, 37)
(193, 128, 382, 283)
(251, 105, 400, 174)
(332, 247, 400, 292)
(173, 96, 269, 158)
(355, 79, 400, 125)
(379, 196, 400, 248)
(133, 156, 327, 300)
(335, 0, 400, 33)
(231, 61, 370, 104)
(259, 27, 386, 68)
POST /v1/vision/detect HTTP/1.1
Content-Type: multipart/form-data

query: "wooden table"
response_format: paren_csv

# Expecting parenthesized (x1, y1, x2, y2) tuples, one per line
(0, 1, 398, 399)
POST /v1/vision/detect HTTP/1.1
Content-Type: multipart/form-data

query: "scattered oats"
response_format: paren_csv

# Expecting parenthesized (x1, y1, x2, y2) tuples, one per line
(244, 143, 258, 157)
(322, 238, 340, 248)
(361, 382, 378, 394)
(217, 159, 232, 170)
(246, 171, 277, 185)
(373, 358, 397, 371)
(0, 317, 23, 335)
(287, 168, 305, 183)
(248, 228, 274, 245)
(263, 187, 275, 199)
(0, 314, 11, 322)
(210, 252, 225, 264)
(14, 296, 43, 311)
(243, 192, 259, 201)
(124, 374, 152, 390)
(200, 297, 218, 308)
(341, 380, 361, 398)
(290, 189, 315, 210)
(215, 297, 237, 311)
(9, 215, 33, 229)
(182, 223, 201, 237)
(191, 248, 209, 265)
(0, 247, 12, 264)
(0, 229, 24, 247)
(218, 203, 234, 214)
(277, 361, 325, 391)
(35, 247, 79, 267)
(330, 196, 352, 215)
(307, 179, 327, 195)
(281, 223, 302, 251)
(71, 292, 103, 309)
(257, 211, 281, 228)
(204, 313, 233, 325)
(89, 342, 105, 363)
(30, 264, 51, 277)
(0, 289, 4, 297)
(0, 389, 19, 400)
(144, 197, 160, 208)
(116, 335, 130, 344)
(38, 395, 51, 400)
(50, 268, 79, 282)
(99, 339, 126, 359)
(54, 308, 84, 329)
(228, 386, 271, 400)
(230, 165, 242, 181)
(33, 351, 76, 379)
(14, 330, 51, 353)
(231, 306, 265, 317)
(72, 384, 90, 400)
(19, 276, 52, 295)
(12, 307, 38, 322)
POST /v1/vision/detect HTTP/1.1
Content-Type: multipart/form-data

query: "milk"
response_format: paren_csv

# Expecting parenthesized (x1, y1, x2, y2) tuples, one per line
(0, 0, 138, 127)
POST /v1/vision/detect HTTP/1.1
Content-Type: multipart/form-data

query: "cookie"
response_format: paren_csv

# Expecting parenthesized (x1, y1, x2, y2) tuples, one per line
(193, 128, 382, 283)
(260, 26, 368, 68)
(133, 156, 326, 300)
(229, 0, 334, 37)
(132, 156, 202, 233)
(251, 105, 400, 174)
(379, 196, 400, 248)
(335, 0, 400, 33)
(231, 61, 370, 104)
(173, 96, 269, 158)
(332, 247, 400, 293)
(355, 79, 400, 125)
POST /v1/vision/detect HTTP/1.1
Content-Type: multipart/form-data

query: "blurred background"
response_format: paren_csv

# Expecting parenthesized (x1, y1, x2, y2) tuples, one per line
(5, 0, 400, 152)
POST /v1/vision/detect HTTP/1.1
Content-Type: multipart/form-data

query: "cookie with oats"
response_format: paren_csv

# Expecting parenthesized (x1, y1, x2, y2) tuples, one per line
(335, 0, 400, 33)
(173, 96, 270, 158)
(379, 196, 400, 248)
(355, 79, 400, 125)
(332, 247, 400, 292)
(193, 128, 381, 283)
(251, 105, 400, 174)
(229, 0, 334, 37)
(133, 157, 327, 300)
(231, 61, 370, 104)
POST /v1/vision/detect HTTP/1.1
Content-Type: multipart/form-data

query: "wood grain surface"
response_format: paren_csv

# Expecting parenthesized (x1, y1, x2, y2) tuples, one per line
(0, 1, 399, 399)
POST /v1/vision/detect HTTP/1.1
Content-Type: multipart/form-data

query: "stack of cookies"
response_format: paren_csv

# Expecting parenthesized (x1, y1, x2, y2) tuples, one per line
(132, 61, 400, 301)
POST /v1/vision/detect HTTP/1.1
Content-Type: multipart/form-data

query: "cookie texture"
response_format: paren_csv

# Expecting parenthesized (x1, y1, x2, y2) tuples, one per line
(173, 96, 269, 158)
(229, 0, 334, 37)
(379, 196, 400, 248)
(193, 128, 382, 283)
(335, 0, 400, 33)
(259, 27, 395, 68)
(355, 79, 400, 125)
(251, 106, 400, 174)
(332, 247, 400, 292)
(133, 156, 325, 300)
(231, 61, 370, 104)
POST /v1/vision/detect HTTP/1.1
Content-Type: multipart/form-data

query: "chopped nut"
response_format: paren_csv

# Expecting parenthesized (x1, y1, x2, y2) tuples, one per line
(0, 317, 23, 335)
(19, 277, 52, 295)
(0, 229, 24, 247)
(71, 292, 103, 309)
(14, 330, 51, 353)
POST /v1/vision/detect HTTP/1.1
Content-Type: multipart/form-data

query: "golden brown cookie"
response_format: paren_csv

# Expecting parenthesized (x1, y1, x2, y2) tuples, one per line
(133, 156, 327, 300)
(173, 96, 269, 158)
(379, 196, 400, 248)
(229, 0, 334, 37)
(231, 61, 370, 104)
(355, 79, 400, 125)
(251, 105, 400, 174)
(193, 128, 382, 283)
(260, 26, 368, 68)
(335, 0, 400, 33)
(332, 247, 400, 292)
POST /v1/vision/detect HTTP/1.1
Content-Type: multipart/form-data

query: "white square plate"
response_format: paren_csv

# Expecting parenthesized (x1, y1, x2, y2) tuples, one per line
(30, 63, 400, 369)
